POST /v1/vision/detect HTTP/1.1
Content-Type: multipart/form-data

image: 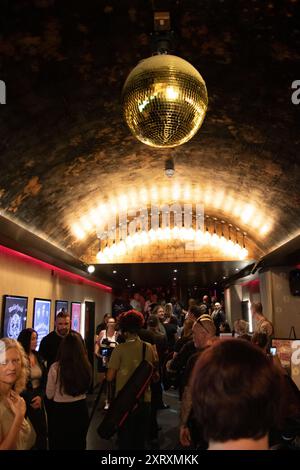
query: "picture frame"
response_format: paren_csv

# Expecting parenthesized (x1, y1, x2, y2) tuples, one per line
(1, 295, 28, 339)
(71, 302, 81, 333)
(55, 300, 69, 317)
(33, 298, 51, 350)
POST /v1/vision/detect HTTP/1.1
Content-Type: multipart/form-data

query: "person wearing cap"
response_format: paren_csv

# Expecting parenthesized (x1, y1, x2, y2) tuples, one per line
(179, 315, 217, 448)
(166, 311, 214, 399)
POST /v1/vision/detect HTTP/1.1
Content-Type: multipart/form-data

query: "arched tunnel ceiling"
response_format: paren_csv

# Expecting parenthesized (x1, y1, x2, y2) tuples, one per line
(0, 0, 299, 264)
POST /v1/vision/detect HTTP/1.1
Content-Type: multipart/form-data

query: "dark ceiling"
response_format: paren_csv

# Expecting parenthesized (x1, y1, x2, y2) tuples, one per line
(94, 259, 252, 288)
(0, 0, 299, 277)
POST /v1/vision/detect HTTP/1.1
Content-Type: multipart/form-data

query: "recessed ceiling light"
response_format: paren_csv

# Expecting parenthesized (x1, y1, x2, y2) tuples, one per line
(173, 277, 177, 281)
(223, 276, 227, 280)
(173, 269, 178, 273)
(113, 270, 117, 274)
(235, 268, 239, 271)
(132, 283, 135, 287)
(125, 278, 128, 282)
(214, 282, 217, 285)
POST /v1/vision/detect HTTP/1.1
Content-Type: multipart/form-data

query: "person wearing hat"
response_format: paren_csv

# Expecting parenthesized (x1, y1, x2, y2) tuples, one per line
(179, 315, 217, 449)
(166, 312, 215, 400)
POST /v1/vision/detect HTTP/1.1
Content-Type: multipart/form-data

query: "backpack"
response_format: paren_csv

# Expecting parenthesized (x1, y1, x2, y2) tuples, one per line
(97, 342, 153, 439)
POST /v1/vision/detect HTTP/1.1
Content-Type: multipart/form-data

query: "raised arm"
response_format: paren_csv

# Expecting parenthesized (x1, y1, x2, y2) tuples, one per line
(0, 392, 27, 450)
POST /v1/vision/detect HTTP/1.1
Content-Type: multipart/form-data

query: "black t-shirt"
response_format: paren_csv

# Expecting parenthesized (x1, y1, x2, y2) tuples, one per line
(138, 328, 155, 345)
(183, 348, 207, 388)
(174, 335, 193, 354)
(167, 340, 197, 400)
(164, 323, 178, 349)
(39, 331, 63, 372)
(212, 309, 225, 329)
(169, 340, 197, 373)
(39, 330, 82, 372)
(148, 330, 168, 363)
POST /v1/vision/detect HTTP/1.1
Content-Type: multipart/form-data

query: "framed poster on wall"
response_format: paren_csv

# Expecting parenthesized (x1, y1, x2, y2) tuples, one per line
(55, 300, 68, 317)
(33, 298, 51, 350)
(71, 302, 81, 333)
(1, 295, 28, 339)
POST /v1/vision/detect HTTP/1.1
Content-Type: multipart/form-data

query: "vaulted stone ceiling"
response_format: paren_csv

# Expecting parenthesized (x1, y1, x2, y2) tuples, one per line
(0, 0, 299, 264)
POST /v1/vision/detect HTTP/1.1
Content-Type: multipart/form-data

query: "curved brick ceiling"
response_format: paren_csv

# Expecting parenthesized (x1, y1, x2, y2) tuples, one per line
(0, 0, 299, 263)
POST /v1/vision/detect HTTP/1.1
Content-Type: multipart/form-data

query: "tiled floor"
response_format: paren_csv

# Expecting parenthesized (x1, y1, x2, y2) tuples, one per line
(86, 386, 180, 450)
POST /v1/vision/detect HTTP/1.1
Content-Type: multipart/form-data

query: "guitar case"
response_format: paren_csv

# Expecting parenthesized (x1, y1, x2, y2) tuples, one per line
(97, 342, 153, 439)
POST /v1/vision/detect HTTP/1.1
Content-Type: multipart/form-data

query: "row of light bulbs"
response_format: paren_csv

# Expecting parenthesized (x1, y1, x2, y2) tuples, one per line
(96, 227, 248, 263)
(71, 184, 272, 241)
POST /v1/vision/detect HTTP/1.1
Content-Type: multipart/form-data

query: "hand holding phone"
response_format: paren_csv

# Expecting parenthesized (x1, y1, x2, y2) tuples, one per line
(101, 348, 109, 357)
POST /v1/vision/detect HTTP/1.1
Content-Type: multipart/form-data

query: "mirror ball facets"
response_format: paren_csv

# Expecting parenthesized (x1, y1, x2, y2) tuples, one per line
(122, 55, 208, 148)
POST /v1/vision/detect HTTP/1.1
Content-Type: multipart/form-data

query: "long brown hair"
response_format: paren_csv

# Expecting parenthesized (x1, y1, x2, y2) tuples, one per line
(56, 333, 92, 396)
(17, 328, 37, 355)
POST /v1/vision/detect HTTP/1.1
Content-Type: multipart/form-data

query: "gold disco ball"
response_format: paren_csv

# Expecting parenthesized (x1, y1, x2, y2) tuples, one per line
(122, 54, 208, 148)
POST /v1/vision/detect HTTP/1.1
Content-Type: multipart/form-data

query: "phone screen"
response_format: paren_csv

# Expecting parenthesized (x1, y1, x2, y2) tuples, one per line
(101, 348, 109, 357)
(270, 347, 277, 356)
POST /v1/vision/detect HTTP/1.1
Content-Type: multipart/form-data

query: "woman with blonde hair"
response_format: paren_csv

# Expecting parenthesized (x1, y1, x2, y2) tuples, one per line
(234, 319, 249, 336)
(0, 338, 36, 450)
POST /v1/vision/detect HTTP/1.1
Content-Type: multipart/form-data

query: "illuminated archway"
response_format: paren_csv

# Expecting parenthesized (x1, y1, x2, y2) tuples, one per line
(69, 183, 271, 264)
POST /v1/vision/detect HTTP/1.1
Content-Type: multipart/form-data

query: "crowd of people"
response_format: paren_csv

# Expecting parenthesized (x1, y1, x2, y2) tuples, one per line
(94, 293, 300, 450)
(1, 291, 300, 451)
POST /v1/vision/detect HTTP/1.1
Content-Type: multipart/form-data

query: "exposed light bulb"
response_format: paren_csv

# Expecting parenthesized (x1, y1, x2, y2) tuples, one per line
(165, 157, 175, 177)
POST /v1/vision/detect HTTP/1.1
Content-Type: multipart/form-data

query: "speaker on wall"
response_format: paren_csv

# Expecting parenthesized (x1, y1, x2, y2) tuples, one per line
(289, 269, 300, 296)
